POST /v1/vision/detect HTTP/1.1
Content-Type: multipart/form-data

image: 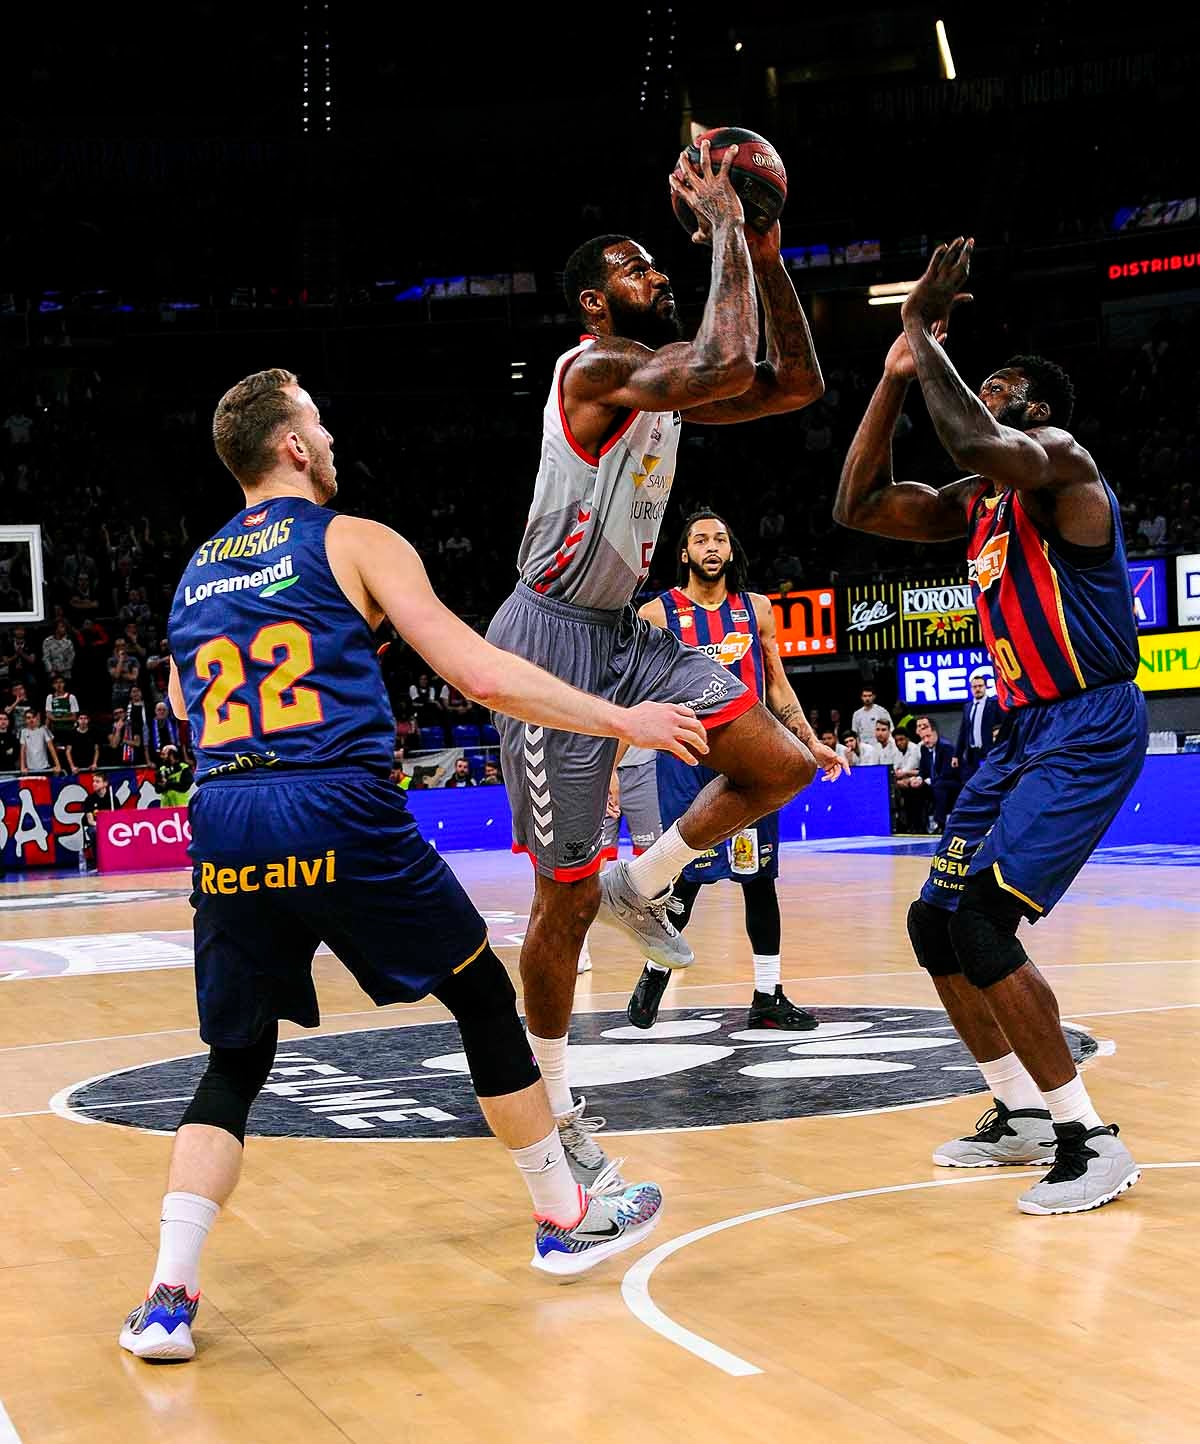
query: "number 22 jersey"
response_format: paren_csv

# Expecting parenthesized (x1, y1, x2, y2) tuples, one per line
(168, 496, 395, 780)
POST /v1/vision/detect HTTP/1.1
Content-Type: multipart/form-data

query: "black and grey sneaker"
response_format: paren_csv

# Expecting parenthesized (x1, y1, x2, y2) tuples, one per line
(746, 986, 817, 1031)
(933, 1098, 1057, 1168)
(1018, 1121, 1141, 1215)
(627, 963, 672, 1029)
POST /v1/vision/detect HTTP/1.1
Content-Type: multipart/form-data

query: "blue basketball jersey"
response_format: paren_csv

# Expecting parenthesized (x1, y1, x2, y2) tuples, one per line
(659, 587, 765, 702)
(168, 496, 394, 781)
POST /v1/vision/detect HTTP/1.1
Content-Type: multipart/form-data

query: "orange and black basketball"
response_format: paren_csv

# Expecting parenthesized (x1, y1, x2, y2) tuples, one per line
(672, 126, 787, 237)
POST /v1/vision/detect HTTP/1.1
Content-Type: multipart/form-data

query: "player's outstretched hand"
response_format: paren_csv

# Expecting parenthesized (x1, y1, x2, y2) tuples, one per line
(623, 702, 709, 765)
(901, 237, 974, 330)
(810, 738, 849, 782)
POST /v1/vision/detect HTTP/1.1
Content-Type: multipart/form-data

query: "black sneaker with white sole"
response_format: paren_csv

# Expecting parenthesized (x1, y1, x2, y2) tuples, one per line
(627, 962, 672, 1029)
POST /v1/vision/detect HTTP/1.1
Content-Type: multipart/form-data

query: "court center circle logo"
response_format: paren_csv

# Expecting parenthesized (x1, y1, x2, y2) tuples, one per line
(62, 1006, 1100, 1140)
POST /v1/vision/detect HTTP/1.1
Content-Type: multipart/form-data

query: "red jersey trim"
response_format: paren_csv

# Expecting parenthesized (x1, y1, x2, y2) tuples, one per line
(512, 841, 609, 883)
(557, 339, 639, 465)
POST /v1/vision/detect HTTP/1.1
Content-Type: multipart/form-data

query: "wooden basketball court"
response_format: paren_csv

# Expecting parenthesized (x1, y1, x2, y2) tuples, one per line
(0, 841, 1196, 1443)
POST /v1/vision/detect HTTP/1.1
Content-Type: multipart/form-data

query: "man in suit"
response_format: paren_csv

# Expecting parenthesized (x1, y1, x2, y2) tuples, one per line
(916, 715, 960, 833)
(956, 671, 1001, 782)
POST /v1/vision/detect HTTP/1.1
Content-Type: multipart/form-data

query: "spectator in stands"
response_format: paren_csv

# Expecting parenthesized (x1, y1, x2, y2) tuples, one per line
(4, 682, 31, 735)
(820, 727, 850, 765)
(916, 716, 960, 834)
(442, 528, 473, 564)
(441, 683, 473, 720)
(66, 713, 100, 773)
(874, 718, 902, 766)
(45, 674, 79, 743)
(828, 707, 843, 737)
(148, 700, 183, 763)
(4, 627, 39, 692)
(892, 729, 927, 831)
(480, 759, 502, 786)
(126, 685, 150, 761)
(155, 745, 194, 806)
(60, 539, 97, 592)
(843, 731, 876, 766)
(145, 638, 172, 699)
(0, 714, 18, 773)
(443, 757, 476, 788)
(42, 619, 76, 683)
(851, 687, 892, 747)
(956, 673, 1001, 782)
(19, 709, 61, 775)
(1136, 509, 1167, 551)
(69, 574, 100, 619)
(3, 409, 33, 447)
(103, 706, 128, 767)
(82, 772, 120, 864)
(108, 638, 140, 710)
(409, 671, 441, 719)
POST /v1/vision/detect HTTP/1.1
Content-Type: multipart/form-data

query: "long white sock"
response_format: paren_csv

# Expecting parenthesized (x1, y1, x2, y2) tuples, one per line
(527, 1031, 573, 1117)
(752, 953, 781, 995)
(978, 1052, 1045, 1112)
(1042, 1074, 1104, 1130)
(510, 1128, 585, 1225)
(151, 1191, 219, 1295)
(625, 822, 703, 899)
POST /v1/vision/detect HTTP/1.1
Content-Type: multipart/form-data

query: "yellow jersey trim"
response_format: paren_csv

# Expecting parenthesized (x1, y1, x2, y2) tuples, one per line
(1042, 541, 1087, 691)
(452, 935, 490, 975)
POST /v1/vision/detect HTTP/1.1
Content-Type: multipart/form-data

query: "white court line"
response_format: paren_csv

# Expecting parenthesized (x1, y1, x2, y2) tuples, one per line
(0, 1399, 21, 1443)
(1064, 1003, 1200, 1019)
(621, 1162, 1200, 1378)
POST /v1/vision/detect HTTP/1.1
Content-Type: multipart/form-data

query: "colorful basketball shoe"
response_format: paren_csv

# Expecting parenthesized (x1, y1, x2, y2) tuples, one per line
(531, 1181, 663, 1278)
(119, 1282, 200, 1361)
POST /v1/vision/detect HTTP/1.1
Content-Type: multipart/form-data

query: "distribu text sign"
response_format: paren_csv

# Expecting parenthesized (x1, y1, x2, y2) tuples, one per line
(768, 589, 837, 657)
(898, 648, 997, 705)
(98, 807, 192, 873)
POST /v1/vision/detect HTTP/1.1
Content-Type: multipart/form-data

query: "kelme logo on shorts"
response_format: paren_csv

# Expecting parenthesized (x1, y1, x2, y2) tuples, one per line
(60, 1006, 1100, 1140)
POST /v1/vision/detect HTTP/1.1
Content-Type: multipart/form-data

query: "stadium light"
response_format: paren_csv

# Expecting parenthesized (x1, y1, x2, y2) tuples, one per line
(936, 20, 957, 80)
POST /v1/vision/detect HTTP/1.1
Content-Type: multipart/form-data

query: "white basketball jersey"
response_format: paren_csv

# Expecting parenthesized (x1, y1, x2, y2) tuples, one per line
(517, 336, 681, 610)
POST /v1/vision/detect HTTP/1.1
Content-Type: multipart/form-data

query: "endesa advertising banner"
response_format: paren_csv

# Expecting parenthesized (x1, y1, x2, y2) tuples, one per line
(898, 648, 997, 706)
(843, 574, 980, 654)
(1127, 559, 1168, 630)
(97, 807, 192, 873)
(0, 768, 156, 870)
(767, 588, 838, 657)
(1177, 554, 1200, 627)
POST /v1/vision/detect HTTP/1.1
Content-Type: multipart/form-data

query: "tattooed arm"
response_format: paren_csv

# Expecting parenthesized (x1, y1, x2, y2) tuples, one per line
(685, 224, 824, 424)
(752, 594, 849, 781)
(834, 327, 982, 542)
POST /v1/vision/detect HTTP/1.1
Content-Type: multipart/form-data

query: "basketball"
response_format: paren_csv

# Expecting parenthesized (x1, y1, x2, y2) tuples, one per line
(672, 126, 788, 237)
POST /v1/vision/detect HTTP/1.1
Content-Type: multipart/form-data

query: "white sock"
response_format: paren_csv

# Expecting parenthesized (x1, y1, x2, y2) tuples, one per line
(1042, 1074, 1104, 1130)
(510, 1128, 585, 1225)
(527, 1031, 574, 1117)
(752, 954, 781, 995)
(625, 822, 703, 899)
(978, 1052, 1045, 1112)
(151, 1191, 219, 1295)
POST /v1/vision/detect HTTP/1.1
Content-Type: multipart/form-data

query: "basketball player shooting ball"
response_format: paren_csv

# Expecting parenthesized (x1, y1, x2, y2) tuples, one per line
(487, 136, 837, 1192)
(835, 238, 1146, 1216)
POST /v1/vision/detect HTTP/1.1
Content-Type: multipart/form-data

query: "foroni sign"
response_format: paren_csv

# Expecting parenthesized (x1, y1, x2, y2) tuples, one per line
(1136, 631, 1200, 693)
(767, 589, 837, 656)
(843, 575, 980, 653)
(897, 648, 996, 706)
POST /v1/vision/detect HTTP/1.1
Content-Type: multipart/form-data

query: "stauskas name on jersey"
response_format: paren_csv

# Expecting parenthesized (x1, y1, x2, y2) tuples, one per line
(195, 517, 294, 566)
(184, 555, 296, 606)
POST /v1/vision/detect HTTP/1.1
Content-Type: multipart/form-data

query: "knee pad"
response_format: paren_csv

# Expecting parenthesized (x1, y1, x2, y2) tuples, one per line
(906, 898, 961, 977)
(947, 870, 1029, 990)
(434, 946, 540, 1098)
(179, 1021, 278, 1143)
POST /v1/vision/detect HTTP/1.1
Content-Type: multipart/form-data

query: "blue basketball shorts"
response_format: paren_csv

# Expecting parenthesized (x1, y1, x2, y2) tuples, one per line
(188, 767, 487, 1047)
(920, 681, 1147, 920)
(656, 752, 781, 884)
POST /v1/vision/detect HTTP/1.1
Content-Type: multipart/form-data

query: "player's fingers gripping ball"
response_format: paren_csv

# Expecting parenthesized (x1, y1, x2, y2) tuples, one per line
(672, 127, 787, 237)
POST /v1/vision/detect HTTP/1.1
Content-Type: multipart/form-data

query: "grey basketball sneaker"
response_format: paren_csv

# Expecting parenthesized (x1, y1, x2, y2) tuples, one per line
(598, 861, 693, 970)
(1018, 1121, 1141, 1215)
(556, 1097, 626, 1194)
(933, 1099, 1057, 1168)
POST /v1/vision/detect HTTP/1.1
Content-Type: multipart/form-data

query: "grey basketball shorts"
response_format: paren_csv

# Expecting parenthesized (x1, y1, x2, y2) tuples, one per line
(486, 583, 755, 880)
(601, 755, 663, 859)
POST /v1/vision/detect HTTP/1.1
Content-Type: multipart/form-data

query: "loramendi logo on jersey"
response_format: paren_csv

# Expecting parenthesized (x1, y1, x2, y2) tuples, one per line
(60, 1006, 1100, 1139)
(184, 554, 298, 606)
